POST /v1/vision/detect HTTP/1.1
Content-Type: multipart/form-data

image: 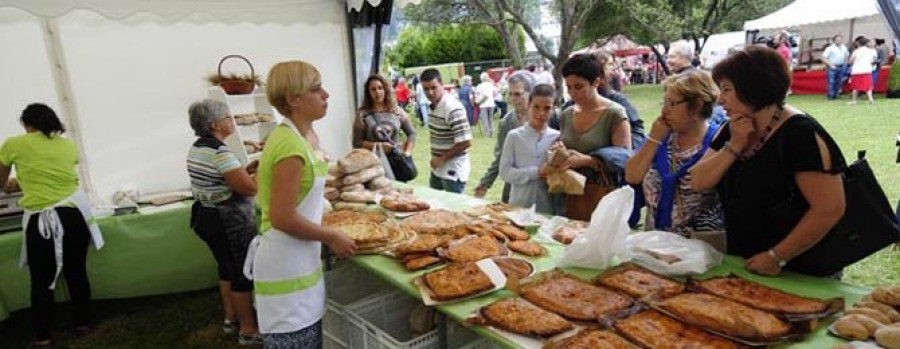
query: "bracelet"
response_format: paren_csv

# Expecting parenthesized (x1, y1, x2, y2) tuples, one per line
(723, 141, 742, 158)
(646, 136, 662, 145)
(768, 248, 788, 267)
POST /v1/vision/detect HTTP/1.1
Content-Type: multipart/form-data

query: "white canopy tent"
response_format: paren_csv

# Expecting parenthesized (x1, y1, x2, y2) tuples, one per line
(0, 0, 408, 205)
(744, 0, 891, 40)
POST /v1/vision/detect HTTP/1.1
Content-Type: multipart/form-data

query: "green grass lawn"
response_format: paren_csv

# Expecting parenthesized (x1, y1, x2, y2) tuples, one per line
(1, 85, 898, 347)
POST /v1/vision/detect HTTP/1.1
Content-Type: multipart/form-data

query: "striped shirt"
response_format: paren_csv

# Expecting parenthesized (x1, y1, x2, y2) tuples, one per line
(428, 94, 472, 181)
(187, 137, 243, 206)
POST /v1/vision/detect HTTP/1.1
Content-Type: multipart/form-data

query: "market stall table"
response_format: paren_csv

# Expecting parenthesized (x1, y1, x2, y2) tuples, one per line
(0, 202, 217, 322)
(352, 186, 870, 349)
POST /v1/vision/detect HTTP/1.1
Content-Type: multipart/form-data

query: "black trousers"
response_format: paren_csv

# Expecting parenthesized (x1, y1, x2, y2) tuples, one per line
(26, 207, 92, 340)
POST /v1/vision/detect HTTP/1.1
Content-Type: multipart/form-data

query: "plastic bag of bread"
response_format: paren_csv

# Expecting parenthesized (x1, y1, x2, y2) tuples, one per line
(338, 149, 380, 174)
(876, 323, 900, 349)
(367, 176, 392, 190)
(340, 191, 376, 203)
(343, 165, 385, 185)
(340, 183, 365, 193)
(324, 187, 340, 201)
(873, 286, 900, 306)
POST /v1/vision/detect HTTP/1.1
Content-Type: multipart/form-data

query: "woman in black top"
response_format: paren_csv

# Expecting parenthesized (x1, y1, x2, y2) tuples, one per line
(691, 45, 846, 276)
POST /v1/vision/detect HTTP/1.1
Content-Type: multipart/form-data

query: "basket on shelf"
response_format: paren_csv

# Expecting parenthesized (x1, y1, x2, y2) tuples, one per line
(215, 54, 257, 95)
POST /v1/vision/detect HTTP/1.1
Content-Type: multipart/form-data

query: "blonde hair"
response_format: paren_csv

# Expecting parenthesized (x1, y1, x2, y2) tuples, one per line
(266, 60, 321, 116)
(663, 70, 719, 119)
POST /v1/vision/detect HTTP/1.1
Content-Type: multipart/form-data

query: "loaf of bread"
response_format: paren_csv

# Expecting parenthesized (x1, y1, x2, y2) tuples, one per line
(367, 176, 392, 190)
(340, 191, 376, 203)
(876, 324, 900, 349)
(334, 202, 369, 212)
(340, 183, 365, 193)
(326, 174, 341, 188)
(343, 165, 385, 185)
(328, 164, 343, 177)
(873, 286, 900, 306)
(856, 301, 900, 322)
(833, 316, 875, 340)
(846, 307, 892, 325)
(324, 187, 340, 201)
(338, 149, 380, 174)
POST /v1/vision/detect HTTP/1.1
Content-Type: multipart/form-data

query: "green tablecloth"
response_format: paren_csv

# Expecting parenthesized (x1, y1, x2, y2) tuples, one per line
(0, 202, 217, 321)
(352, 186, 870, 349)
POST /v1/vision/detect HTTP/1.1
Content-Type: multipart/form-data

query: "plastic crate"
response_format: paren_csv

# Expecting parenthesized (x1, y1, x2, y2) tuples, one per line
(446, 317, 500, 349)
(324, 263, 390, 346)
(324, 330, 346, 349)
(345, 290, 440, 349)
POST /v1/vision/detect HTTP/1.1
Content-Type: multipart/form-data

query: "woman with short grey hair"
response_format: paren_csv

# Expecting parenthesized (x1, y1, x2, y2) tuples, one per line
(186, 98, 262, 344)
(475, 70, 538, 200)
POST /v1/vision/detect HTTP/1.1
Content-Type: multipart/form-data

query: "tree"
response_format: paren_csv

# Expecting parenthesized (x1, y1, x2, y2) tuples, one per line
(385, 24, 509, 68)
(616, 0, 791, 74)
(404, 0, 536, 68)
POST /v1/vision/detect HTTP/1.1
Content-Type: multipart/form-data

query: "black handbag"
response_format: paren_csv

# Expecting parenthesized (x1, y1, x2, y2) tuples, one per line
(369, 114, 418, 182)
(768, 146, 900, 276)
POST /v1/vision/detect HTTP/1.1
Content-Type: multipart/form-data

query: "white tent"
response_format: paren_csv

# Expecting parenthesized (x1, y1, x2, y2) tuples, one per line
(744, 0, 891, 40)
(0, 0, 405, 205)
(699, 31, 745, 70)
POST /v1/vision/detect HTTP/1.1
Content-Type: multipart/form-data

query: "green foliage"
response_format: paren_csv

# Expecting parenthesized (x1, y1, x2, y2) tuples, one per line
(889, 59, 900, 93)
(386, 24, 509, 69)
(577, 1, 655, 47)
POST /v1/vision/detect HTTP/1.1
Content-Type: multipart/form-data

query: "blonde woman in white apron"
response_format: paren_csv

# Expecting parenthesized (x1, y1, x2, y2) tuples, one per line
(0, 104, 103, 347)
(246, 61, 357, 349)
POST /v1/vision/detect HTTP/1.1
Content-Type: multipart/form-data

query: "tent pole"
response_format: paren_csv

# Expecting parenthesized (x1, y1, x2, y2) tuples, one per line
(850, 18, 856, 41)
(40, 19, 99, 205)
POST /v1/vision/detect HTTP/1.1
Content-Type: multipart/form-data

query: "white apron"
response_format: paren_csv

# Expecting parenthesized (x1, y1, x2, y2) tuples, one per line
(244, 119, 328, 334)
(20, 188, 104, 289)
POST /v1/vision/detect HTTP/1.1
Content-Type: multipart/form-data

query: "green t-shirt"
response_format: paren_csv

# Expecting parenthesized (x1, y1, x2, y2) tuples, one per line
(0, 133, 79, 210)
(257, 125, 327, 233)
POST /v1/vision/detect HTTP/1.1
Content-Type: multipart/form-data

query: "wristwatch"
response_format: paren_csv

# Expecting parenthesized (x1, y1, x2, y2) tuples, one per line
(768, 249, 788, 267)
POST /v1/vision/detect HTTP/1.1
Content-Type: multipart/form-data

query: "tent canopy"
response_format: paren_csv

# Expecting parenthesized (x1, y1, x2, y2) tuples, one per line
(744, 0, 879, 31)
(573, 34, 651, 57)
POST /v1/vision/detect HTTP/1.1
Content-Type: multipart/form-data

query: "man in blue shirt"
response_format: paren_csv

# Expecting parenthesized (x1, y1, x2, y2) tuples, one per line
(823, 34, 850, 100)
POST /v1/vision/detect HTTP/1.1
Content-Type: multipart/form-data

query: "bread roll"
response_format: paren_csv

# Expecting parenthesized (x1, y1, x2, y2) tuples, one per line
(844, 314, 886, 333)
(328, 164, 343, 177)
(873, 286, 900, 306)
(340, 183, 365, 193)
(340, 191, 376, 203)
(326, 174, 341, 188)
(846, 307, 892, 325)
(343, 165, 385, 185)
(876, 324, 900, 349)
(338, 149, 380, 174)
(856, 300, 900, 322)
(324, 187, 340, 201)
(833, 316, 874, 340)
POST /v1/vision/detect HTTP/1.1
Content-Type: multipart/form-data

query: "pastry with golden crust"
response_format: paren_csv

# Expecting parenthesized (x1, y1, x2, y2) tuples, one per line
(544, 328, 637, 349)
(552, 220, 588, 244)
(496, 224, 529, 240)
(615, 310, 745, 348)
(507, 240, 546, 257)
(657, 293, 792, 341)
(321, 211, 388, 227)
(401, 210, 470, 237)
(441, 235, 505, 263)
(404, 256, 442, 271)
(380, 196, 430, 213)
(493, 257, 533, 279)
(595, 264, 684, 299)
(423, 262, 494, 301)
(331, 222, 390, 244)
(394, 234, 450, 256)
(477, 298, 573, 338)
(692, 276, 829, 315)
(521, 273, 633, 321)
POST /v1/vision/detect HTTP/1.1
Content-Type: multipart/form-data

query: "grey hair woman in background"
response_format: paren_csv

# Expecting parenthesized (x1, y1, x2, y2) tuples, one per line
(186, 99, 261, 344)
(474, 70, 537, 200)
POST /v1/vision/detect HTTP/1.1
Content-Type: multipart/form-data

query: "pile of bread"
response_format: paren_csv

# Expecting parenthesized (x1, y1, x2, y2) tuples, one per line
(234, 112, 274, 125)
(833, 285, 900, 348)
(325, 149, 412, 211)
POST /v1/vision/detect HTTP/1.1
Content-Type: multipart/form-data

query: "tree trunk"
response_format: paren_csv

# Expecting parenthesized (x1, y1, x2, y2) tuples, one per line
(652, 45, 670, 76)
(496, 23, 524, 68)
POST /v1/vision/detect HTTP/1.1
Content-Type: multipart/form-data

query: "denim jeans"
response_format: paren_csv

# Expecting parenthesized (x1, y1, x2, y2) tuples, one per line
(826, 66, 844, 98)
(430, 173, 466, 193)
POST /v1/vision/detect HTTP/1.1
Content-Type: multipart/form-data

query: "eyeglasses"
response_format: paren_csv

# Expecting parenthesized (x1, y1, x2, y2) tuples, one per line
(509, 92, 525, 97)
(661, 99, 690, 108)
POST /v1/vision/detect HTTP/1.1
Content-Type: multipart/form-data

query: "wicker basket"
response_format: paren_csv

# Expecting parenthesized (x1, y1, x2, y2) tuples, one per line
(217, 54, 256, 95)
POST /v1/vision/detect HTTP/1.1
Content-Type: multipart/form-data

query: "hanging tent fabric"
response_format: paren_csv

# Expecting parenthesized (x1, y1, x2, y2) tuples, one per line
(876, 0, 900, 42)
(0, 0, 414, 205)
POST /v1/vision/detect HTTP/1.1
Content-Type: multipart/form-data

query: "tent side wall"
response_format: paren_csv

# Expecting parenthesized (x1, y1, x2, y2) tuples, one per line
(0, 6, 355, 204)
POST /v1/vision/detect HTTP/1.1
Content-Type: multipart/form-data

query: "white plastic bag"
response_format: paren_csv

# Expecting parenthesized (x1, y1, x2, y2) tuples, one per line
(625, 231, 724, 275)
(372, 143, 395, 181)
(556, 186, 633, 269)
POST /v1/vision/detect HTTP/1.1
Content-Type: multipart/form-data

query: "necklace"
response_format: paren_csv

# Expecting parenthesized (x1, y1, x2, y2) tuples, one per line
(745, 105, 783, 158)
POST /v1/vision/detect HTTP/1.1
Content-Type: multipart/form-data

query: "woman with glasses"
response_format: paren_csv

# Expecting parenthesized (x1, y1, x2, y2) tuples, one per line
(625, 71, 724, 234)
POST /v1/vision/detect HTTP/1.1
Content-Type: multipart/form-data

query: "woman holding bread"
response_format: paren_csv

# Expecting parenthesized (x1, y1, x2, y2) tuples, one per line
(353, 75, 416, 157)
(186, 99, 261, 344)
(691, 46, 845, 276)
(248, 60, 357, 348)
(625, 71, 724, 235)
